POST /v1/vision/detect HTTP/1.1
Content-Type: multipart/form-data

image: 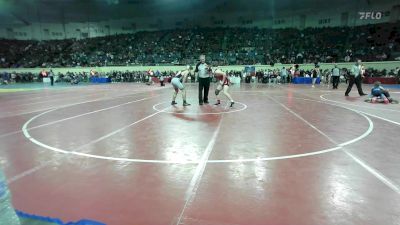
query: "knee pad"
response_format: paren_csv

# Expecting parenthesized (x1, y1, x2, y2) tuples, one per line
(215, 89, 220, 96)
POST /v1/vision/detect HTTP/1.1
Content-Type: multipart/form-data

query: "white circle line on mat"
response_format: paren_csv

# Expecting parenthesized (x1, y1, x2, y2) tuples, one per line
(22, 96, 373, 164)
(152, 101, 248, 115)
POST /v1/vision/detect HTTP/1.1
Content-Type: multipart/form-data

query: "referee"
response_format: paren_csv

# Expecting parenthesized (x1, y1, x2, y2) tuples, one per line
(195, 54, 211, 105)
(345, 59, 367, 96)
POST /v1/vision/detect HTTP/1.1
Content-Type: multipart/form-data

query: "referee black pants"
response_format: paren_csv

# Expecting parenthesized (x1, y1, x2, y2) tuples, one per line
(345, 76, 365, 96)
(198, 77, 210, 103)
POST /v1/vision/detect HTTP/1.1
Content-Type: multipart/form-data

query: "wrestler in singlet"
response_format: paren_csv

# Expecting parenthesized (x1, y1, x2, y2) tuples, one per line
(171, 66, 192, 106)
(213, 68, 234, 107)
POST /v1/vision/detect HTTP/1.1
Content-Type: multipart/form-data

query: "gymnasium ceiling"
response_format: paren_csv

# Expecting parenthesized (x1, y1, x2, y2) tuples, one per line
(0, 0, 397, 26)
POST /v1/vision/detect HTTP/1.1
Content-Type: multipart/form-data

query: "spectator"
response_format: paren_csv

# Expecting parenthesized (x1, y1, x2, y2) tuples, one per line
(280, 67, 288, 84)
(332, 64, 340, 89)
(1, 23, 399, 68)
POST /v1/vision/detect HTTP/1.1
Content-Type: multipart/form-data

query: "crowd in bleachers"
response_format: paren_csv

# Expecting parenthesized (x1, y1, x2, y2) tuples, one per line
(0, 70, 188, 85)
(2, 66, 399, 86)
(1, 22, 399, 68)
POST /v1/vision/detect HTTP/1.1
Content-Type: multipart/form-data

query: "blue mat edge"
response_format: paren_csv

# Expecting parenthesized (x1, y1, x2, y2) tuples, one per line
(16, 210, 106, 225)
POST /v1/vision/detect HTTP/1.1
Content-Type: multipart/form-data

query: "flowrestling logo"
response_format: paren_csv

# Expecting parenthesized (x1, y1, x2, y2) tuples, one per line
(359, 12, 382, 20)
